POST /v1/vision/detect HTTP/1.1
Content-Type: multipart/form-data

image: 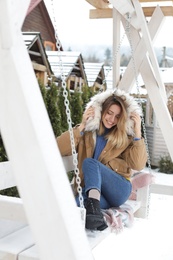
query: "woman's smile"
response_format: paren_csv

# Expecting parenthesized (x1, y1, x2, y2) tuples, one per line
(102, 104, 121, 129)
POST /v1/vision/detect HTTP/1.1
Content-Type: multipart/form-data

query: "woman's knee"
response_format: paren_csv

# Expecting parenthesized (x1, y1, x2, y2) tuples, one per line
(82, 158, 96, 171)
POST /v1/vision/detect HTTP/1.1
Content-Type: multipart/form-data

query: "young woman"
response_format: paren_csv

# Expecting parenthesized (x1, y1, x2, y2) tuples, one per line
(57, 89, 147, 231)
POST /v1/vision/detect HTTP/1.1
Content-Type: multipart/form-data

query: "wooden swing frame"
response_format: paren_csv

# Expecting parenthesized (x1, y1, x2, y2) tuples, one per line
(0, 0, 173, 259)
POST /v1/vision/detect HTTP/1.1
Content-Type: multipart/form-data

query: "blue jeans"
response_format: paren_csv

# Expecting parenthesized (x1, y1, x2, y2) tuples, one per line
(76, 158, 132, 209)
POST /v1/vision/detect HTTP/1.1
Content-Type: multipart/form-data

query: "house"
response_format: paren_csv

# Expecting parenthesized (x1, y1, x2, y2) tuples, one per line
(46, 51, 88, 91)
(21, 0, 64, 85)
(22, 32, 53, 85)
(84, 62, 106, 91)
(22, 0, 62, 51)
(22, 0, 88, 89)
(145, 67, 173, 166)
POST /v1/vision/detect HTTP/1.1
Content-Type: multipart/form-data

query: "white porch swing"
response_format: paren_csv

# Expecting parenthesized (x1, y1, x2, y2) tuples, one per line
(52, 0, 154, 239)
(52, 0, 152, 219)
(0, 0, 173, 259)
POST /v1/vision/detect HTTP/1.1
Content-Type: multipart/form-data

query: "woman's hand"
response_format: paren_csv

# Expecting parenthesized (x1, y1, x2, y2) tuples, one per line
(79, 107, 95, 132)
(130, 112, 141, 138)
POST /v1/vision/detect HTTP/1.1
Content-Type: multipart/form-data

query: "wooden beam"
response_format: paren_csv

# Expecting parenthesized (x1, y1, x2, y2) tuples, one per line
(89, 6, 173, 18)
(143, 6, 173, 16)
(32, 62, 47, 72)
(85, 0, 109, 9)
(28, 50, 41, 57)
(86, 0, 173, 9)
(90, 8, 112, 18)
(139, 0, 173, 2)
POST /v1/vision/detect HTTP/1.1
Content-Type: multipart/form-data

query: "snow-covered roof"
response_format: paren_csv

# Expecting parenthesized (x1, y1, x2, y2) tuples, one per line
(26, 0, 42, 16)
(104, 66, 173, 94)
(46, 51, 84, 80)
(84, 62, 105, 87)
(22, 32, 41, 49)
(22, 32, 52, 76)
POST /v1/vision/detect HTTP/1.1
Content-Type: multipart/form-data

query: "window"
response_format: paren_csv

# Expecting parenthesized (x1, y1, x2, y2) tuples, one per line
(44, 41, 55, 51)
(70, 81, 75, 90)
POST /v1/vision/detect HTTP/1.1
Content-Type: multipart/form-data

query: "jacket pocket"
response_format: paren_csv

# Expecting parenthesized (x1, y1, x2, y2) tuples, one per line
(107, 158, 131, 176)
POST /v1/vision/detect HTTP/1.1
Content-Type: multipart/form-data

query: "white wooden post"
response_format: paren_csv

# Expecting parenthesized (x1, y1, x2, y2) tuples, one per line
(118, 5, 164, 92)
(110, 1, 173, 162)
(112, 7, 121, 88)
(134, 186, 150, 218)
(133, 0, 167, 102)
(0, 1, 93, 260)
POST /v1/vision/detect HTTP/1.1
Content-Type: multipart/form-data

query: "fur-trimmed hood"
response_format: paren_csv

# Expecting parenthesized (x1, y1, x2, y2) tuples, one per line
(84, 89, 142, 136)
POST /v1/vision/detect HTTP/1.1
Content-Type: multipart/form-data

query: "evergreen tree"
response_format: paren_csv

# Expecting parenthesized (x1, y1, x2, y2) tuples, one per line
(81, 85, 94, 108)
(104, 48, 112, 66)
(0, 135, 8, 162)
(0, 135, 19, 196)
(39, 80, 47, 106)
(84, 54, 100, 63)
(70, 90, 83, 126)
(81, 85, 90, 111)
(120, 53, 130, 66)
(58, 87, 71, 133)
(46, 83, 62, 137)
(88, 86, 95, 100)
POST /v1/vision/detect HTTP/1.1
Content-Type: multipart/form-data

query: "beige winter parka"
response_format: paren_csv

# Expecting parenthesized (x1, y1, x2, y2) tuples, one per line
(57, 89, 147, 187)
(57, 126, 147, 186)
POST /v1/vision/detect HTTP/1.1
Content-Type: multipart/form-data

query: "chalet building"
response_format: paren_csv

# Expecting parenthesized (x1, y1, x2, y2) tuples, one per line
(145, 67, 173, 166)
(22, 0, 89, 90)
(46, 51, 88, 91)
(22, 0, 60, 51)
(21, 0, 60, 85)
(84, 63, 106, 91)
(22, 32, 53, 85)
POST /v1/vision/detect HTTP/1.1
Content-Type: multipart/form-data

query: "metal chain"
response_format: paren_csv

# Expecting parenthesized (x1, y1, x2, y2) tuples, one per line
(126, 13, 152, 217)
(50, 0, 85, 216)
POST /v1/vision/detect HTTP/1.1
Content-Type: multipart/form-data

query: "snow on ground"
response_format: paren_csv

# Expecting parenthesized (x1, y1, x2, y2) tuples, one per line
(147, 193, 173, 260)
(93, 173, 173, 260)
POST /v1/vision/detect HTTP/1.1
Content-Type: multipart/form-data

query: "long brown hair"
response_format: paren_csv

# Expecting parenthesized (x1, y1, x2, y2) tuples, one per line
(98, 95, 128, 148)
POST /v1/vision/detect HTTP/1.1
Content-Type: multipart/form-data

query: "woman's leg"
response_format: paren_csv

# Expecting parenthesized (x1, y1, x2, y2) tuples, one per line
(82, 158, 132, 209)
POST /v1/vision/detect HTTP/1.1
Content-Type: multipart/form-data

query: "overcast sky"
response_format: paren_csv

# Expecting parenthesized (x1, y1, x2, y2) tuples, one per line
(44, 0, 173, 51)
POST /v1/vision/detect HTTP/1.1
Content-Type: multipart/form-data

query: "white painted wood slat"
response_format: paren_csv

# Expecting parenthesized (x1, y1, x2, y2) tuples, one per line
(0, 219, 26, 240)
(0, 1, 93, 259)
(0, 195, 27, 223)
(0, 161, 16, 190)
(19, 245, 38, 260)
(0, 226, 34, 260)
(132, 0, 167, 101)
(119, 5, 164, 92)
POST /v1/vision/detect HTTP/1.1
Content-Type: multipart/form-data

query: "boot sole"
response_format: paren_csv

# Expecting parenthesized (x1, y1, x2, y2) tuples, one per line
(85, 214, 108, 231)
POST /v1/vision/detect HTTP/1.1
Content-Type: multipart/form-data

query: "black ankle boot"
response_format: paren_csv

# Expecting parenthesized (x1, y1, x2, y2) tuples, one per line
(84, 198, 108, 231)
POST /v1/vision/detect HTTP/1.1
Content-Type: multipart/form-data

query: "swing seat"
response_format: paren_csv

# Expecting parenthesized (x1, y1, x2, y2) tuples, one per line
(0, 157, 154, 259)
(62, 155, 154, 218)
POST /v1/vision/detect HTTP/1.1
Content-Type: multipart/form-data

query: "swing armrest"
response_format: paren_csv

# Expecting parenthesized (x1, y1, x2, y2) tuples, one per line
(62, 155, 75, 172)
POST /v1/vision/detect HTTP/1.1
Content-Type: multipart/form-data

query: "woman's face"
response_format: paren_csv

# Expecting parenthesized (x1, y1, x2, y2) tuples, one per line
(102, 104, 121, 129)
